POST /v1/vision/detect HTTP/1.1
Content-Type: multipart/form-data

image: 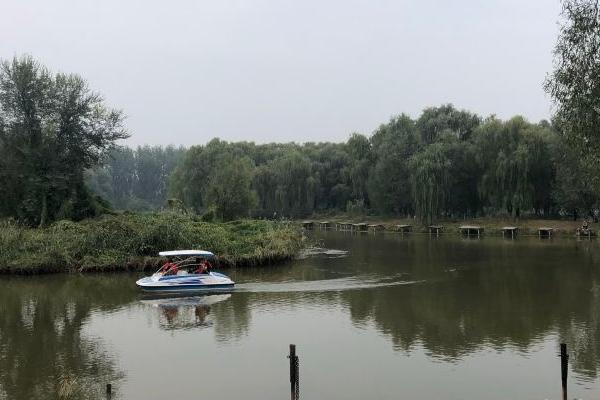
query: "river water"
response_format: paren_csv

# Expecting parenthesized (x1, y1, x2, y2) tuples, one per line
(2, 231, 600, 399)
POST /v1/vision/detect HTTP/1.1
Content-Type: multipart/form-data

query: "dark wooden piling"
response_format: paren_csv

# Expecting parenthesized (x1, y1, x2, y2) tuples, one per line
(106, 383, 112, 399)
(288, 344, 299, 400)
(560, 343, 568, 400)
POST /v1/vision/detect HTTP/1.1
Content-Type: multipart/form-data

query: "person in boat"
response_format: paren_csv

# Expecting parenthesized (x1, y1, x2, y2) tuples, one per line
(194, 257, 212, 274)
(160, 258, 179, 275)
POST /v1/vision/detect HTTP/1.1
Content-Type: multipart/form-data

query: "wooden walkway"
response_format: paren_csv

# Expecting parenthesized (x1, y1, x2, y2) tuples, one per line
(538, 227, 553, 238)
(318, 221, 331, 229)
(396, 224, 412, 233)
(501, 226, 519, 238)
(459, 225, 483, 236)
(428, 225, 443, 235)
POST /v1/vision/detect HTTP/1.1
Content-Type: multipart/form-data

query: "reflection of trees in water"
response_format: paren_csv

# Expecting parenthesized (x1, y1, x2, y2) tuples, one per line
(340, 238, 600, 378)
(211, 293, 251, 343)
(559, 281, 600, 380)
(0, 276, 135, 400)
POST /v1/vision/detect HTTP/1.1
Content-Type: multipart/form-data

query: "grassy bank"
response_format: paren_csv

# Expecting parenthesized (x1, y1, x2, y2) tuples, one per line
(306, 214, 589, 236)
(0, 213, 303, 274)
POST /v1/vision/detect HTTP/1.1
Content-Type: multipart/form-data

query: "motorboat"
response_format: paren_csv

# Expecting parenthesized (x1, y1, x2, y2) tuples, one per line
(135, 250, 235, 293)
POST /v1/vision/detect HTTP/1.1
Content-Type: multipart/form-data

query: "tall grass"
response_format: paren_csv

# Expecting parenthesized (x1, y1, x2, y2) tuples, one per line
(0, 214, 303, 274)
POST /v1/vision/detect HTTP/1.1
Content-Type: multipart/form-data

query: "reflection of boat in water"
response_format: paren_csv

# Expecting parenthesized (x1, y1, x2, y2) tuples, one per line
(136, 250, 235, 293)
(140, 293, 232, 308)
(141, 293, 231, 330)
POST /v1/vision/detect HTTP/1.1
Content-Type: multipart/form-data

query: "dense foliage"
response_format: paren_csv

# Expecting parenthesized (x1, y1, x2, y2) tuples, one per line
(546, 0, 600, 156)
(0, 56, 127, 226)
(159, 106, 595, 223)
(0, 214, 301, 273)
(3, 55, 599, 226)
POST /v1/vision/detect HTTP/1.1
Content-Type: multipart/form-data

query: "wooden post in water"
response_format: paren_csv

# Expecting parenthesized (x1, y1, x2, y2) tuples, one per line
(560, 343, 568, 400)
(106, 383, 112, 399)
(289, 344, 297, 400)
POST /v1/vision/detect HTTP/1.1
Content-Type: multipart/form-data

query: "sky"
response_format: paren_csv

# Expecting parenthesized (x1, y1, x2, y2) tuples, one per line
(0, 0, 562, 146)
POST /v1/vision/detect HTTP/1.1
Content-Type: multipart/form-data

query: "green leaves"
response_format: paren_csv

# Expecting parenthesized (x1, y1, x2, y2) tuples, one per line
(0, 55, 127, 225)
(546, 0, 600, 155)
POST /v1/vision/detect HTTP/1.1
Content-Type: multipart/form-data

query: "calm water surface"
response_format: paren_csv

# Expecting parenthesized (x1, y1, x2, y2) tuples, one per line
(2, 232, 600, 399)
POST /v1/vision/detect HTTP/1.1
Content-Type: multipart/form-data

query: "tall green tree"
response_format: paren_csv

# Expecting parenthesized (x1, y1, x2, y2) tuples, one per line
(545, 0, 600, 157)
(205, 156, 257, 220)
(368, 115, 419, 215)
(474, 117, 555, 217)
(0, 56, 127, 225)
(417, 104, 481, 144)
(409, 142, 452, 224)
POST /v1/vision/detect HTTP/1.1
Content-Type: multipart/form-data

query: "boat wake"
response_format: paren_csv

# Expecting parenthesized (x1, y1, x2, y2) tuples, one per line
(235, 274, 423, 293)
(298, 247, 349, 259)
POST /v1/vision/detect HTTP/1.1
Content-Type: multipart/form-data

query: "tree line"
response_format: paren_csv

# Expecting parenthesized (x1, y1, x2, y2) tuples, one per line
(3, 0, 600, 225)
(160, 107, 597, 222)
(84, 104, 598, 223)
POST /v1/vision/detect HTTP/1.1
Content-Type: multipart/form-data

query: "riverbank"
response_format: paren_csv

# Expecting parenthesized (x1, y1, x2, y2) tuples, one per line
(303, 215, 591, 236)
(0, 214, 303, 274)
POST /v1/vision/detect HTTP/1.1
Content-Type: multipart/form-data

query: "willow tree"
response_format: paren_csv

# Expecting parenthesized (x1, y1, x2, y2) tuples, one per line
(545, 0, 600, 158)
(205, 155, 257, 221)
(409, 143, 452, 224)
(475, 117, 555, 217)
(368, 114, 419, 215)
(0, 56, 127, 225)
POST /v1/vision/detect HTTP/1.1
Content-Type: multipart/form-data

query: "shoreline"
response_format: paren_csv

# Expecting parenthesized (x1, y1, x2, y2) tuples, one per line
(0, 214, 303, 275)
(299, 216, 595, 237)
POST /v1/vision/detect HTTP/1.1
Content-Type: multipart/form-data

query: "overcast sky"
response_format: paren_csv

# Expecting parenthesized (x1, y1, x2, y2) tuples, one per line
(1, 0, 561, 146)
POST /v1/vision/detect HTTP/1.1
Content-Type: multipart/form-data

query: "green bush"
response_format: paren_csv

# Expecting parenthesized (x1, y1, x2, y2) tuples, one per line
(0, 213, 302, 273)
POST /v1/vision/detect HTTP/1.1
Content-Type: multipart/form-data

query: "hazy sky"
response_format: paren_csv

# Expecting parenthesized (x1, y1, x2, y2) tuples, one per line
(1, 0, 561, 146)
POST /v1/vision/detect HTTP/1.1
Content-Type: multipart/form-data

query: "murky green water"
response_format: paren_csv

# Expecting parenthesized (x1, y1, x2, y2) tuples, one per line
(2, 232, 600, 399)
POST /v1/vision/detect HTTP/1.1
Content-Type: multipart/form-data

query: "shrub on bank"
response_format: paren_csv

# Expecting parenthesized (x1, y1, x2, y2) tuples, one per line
(0, 214, 302, 274)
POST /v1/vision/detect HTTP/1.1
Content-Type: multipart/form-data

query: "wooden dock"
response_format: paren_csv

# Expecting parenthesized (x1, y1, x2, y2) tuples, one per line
(538, 227, 553, 238)
(576, 228, 596, 238)
(336, 222, 353, 231)
(368, 224, 385, 232)
(501, 226, 519, 238)
(352, 223, 368, 232)
(301, 221, 314, 229)
(318, 221, 331, 229)
(459, 225, 483, 237)
(428, 225, 443, 235)
(396, 224, 412, 233)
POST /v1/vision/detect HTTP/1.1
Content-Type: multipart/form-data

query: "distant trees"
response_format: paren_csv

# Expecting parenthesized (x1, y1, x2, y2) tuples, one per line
(205, 155, 257, 220)
(86, 145, 185, 210)
(159, 104, 594, 222)
(0, 56, 127, 226)
(1, 55, 591, 225)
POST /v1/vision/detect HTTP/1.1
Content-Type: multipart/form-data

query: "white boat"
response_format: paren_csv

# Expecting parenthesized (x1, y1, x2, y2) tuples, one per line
(135, 250, 235, 293)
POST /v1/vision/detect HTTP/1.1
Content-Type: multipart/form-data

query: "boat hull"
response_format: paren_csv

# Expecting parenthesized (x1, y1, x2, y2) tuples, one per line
(136, 272, 235, 293)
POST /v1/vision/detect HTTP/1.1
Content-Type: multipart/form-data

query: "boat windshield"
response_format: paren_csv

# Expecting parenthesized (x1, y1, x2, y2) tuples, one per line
(156, 256, 215, 276)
